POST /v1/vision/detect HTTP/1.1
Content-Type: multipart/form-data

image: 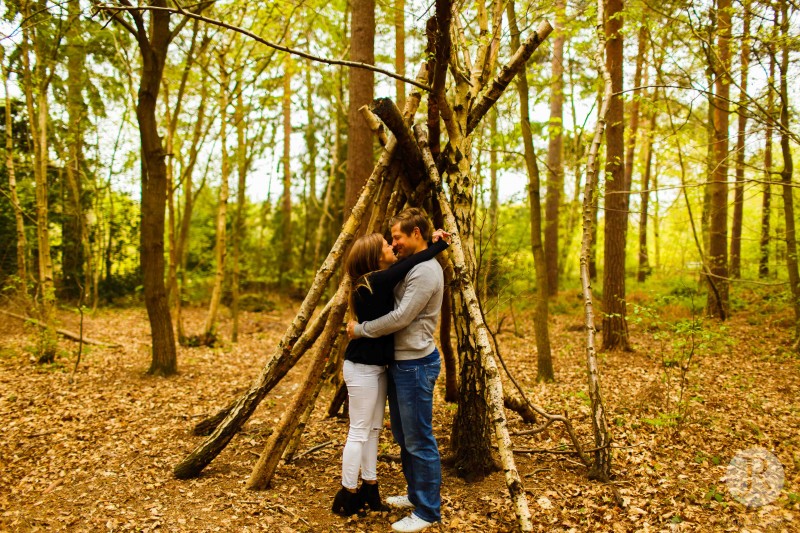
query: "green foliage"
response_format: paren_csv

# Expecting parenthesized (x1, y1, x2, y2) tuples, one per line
(704, 485, 725, 504)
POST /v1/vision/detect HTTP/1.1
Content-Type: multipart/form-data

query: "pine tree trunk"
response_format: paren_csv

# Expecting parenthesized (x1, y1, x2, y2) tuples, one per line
(601, 0, 630, 351)
(544, 0, 565, 297)
(707, 0, 731, 318)
(730, 1, 750, 279)
(344, 0, 375, 221)
(395, 0, 406, 110)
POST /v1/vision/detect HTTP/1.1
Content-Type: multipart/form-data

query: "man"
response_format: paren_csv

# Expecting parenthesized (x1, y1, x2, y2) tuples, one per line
(347, 208, 445, 533)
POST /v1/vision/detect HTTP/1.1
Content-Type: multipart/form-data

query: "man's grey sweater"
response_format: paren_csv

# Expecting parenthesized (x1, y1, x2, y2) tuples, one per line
(353, 254, 444, 360)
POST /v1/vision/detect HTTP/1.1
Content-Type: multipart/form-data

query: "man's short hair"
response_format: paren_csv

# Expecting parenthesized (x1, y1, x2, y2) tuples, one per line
(390, 208, 431, 240)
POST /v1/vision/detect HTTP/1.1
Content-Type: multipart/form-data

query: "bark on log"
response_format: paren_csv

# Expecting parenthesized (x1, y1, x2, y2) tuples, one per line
(415, 124, 532, 531)
(247, 281, 349, 489)
(192, 299, 334, 436)
(0, 310, 119, 348)
(370, 97, 426, 187)
(359, 104, 388, 147)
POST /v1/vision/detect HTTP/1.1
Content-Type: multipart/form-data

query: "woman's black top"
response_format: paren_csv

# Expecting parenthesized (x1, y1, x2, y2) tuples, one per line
(344, 239, 449, 366)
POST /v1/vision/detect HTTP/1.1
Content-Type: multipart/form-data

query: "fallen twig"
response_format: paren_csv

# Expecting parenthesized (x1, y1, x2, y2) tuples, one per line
(0, 309, 119, 347)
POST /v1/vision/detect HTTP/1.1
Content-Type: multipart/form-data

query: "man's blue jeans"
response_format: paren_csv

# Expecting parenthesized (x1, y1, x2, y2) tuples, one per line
(387, 349, 441, 523)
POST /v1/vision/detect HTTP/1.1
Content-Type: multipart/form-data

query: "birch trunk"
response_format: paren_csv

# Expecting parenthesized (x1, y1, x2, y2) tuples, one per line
(416, 125, 532, 532)
(580, 0, 614, 480)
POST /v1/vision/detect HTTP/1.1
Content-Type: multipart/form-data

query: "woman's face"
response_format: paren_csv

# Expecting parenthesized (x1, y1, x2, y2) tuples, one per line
(378, 238, 397, 269)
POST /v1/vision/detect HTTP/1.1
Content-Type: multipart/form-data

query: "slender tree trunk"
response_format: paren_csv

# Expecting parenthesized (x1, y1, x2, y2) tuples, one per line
(760, 34, 776, 279)
(624, 24, 647, 195)
(482, 109, 499, 301)
(232, 74, 247, 343)
(637, 109, 656, 282)
(707, 0, 731, 318)
(730, 2, 750, 279)
(777, 0, 799, 347)
(395, 0, 406, 110)
(601, 0, 630, 351)
(2, 54, 28, 293)
(544, 0, 565, 296)
(279, 53, 293, 287)
(200, 59, 231, 344)
(344, 0, 375, 221)
(508, 0, 553, 382)
(581, 0, 614, 480)
(64, 0, 90, 302)
(21, 0, 55, 362)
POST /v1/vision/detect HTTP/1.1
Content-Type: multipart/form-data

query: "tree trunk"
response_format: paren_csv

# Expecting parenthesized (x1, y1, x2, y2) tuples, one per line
(601, 0, 630, 351)
(232, 73, 247, 343)
(395, 0, 406, 110)
(482, 109, 499, 302)
(137, 5, 178, 375)
(760, 28, 776, 279)
(544, 0, 565, 297)
(417, 124, 532, 531)
(2, 53, 28, 293)
(636, 112, 656, 283)
(21, 0, 55, 362)
(581, 0, 614, 480)
(344, 0, 375, 221)
(707, 0, 731, 318)
(637, 110, 656, 283)
(200, 58, 231, 344)
(729, 1, 750, 279)
(777, 0, 800, 347)
(508, 0, 553, 382)
(279, 53, 293, 288)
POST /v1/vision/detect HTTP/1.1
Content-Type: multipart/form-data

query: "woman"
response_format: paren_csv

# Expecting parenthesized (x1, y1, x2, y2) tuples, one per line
(332, 230, 449, 516)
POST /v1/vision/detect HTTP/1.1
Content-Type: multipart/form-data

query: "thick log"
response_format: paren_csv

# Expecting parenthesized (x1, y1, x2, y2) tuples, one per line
(0, 309, 119, 348)
(415, 124, 532, 531)
(247, 282, 349, 489)
(370, 97, 426, 188)
(192, 299, 333, 436)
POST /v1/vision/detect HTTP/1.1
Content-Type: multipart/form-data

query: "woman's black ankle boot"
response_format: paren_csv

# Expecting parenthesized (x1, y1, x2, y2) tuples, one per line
(332, 486, 363, 516)
(358, 482, 390, 512)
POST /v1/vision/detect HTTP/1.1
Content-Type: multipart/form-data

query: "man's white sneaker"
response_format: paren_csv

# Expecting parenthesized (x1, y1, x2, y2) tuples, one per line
(385, 495, 415, 509)
(391, 513, 433, 533)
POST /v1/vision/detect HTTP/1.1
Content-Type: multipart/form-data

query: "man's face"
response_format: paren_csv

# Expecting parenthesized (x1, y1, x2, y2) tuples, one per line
(390, 222, 422, 259)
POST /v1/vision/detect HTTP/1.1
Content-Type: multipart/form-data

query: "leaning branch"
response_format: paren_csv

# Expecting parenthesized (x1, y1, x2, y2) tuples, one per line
(95, 4, 432, 91)
(0, 309, 119, 348)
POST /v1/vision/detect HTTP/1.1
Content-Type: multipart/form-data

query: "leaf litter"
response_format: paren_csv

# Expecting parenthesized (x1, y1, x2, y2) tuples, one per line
(0, 299, 798, 531)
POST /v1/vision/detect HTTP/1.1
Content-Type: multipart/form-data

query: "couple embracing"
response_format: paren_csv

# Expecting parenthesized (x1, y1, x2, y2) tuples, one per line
(331, 208, 449, 533)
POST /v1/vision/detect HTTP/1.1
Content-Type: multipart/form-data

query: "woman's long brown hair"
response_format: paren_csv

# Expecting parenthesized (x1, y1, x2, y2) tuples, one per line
(346, 233, 385, 312)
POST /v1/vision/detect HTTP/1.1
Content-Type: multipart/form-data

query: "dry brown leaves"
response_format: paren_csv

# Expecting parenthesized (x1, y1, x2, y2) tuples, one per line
(0, 296, 798, 532)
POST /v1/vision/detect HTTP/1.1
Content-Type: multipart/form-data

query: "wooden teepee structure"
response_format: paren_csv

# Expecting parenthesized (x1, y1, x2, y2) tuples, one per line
(174, 5, 569, 530)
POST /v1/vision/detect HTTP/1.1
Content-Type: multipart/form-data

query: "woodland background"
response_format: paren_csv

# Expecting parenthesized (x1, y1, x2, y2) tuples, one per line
(1, 0, 799, 530)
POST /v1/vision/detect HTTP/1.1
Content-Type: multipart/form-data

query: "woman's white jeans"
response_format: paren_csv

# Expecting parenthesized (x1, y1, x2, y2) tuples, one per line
(341, 360, 387, 489)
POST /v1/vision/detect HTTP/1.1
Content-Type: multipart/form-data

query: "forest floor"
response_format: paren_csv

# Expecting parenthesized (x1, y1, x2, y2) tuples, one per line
(1, 289, 799, 532)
